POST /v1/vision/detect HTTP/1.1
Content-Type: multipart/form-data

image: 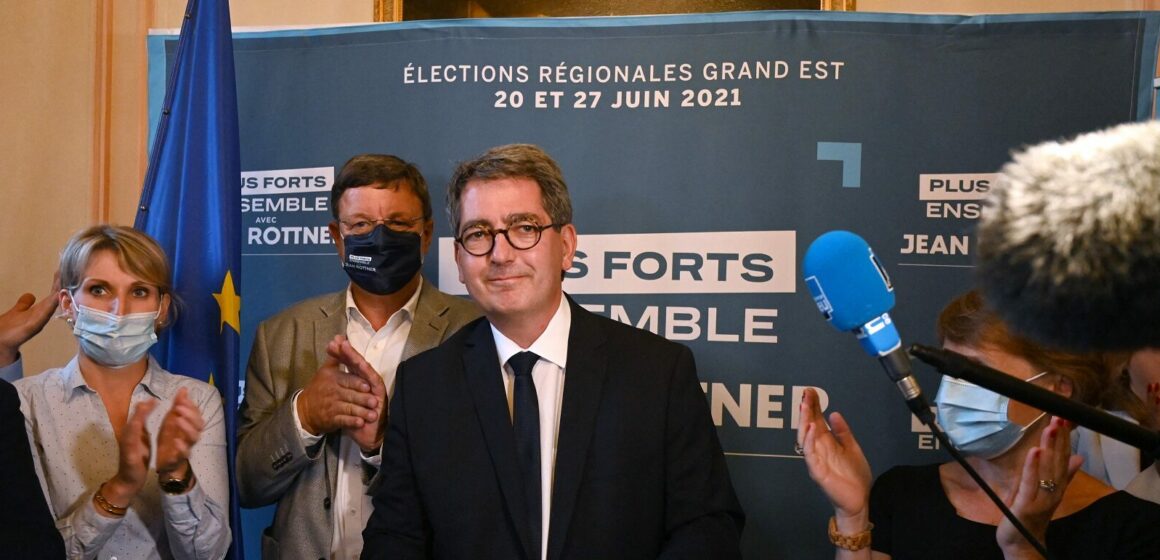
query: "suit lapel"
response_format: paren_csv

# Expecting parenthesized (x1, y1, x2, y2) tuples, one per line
(462, 321, 537, 560)
(547, 298, 608, 560)
(312, 291, 346, 370)
(402, 279, 451, 362)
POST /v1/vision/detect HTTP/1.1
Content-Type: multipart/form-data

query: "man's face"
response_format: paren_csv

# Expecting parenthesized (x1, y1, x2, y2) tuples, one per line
(454, 177, 576, 328)
(328, 182, 433, 262)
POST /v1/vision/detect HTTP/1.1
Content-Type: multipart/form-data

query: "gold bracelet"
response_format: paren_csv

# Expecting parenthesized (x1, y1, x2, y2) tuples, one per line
(94, 483, 128, 517)
(828, 516, 873, 551)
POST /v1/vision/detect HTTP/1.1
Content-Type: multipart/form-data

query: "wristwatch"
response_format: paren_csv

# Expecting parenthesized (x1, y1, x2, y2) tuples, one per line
(159, 463, 194, 495)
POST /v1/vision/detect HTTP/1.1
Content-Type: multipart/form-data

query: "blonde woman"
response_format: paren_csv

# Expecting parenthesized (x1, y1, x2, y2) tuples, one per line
(16, 225, 230, 559)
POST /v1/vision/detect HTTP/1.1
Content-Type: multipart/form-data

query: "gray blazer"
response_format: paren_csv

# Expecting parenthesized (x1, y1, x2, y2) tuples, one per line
(235, 280, 480, 560)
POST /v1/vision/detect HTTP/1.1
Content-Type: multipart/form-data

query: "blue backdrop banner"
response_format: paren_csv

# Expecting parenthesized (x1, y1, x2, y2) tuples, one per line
(149, 10, 1160, 558)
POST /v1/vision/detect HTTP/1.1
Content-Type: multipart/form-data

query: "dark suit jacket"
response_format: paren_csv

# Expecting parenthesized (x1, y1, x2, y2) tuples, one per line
(0, 378, 65, 559)
(363, 297, 744, 560)
(236, 281, 480, 560)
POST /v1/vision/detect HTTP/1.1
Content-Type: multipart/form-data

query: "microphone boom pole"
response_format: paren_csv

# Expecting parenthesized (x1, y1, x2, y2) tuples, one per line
(909, 344, 1160, 461)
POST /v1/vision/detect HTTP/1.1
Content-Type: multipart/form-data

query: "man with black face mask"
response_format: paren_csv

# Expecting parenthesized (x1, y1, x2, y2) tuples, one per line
(236, 154, 481, 560)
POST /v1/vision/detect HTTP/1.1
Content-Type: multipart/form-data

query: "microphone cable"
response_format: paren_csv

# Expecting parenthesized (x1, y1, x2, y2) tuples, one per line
(919, 413, 1053, 560)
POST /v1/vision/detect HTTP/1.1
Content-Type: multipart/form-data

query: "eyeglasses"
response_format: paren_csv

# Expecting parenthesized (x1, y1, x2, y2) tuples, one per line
(338, 216, 425, 236)
(456, 222, 559, 256)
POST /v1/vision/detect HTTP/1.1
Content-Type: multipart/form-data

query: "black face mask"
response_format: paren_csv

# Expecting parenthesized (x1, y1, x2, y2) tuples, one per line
(341, 225, 423, 295)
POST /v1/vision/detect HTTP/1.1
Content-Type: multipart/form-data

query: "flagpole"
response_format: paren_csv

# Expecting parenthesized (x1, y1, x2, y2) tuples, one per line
(136, 0, 199, 224)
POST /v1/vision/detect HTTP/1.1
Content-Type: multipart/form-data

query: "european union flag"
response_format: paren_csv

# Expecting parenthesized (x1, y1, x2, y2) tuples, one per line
(135, 1, 244, 558)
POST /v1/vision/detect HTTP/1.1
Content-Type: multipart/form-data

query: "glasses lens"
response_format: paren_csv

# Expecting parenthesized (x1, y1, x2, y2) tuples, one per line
(507, 223, 542, 250)
(345, 221, 371, 235)
(384, 218, 420, 233)
(343, 217, 422, 236)
(461, 229, 493, 255)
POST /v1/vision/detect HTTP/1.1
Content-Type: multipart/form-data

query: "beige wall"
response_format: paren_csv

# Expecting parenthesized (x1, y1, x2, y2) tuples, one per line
(1, 3, 99, 376)
(2, 0, 1156, 375)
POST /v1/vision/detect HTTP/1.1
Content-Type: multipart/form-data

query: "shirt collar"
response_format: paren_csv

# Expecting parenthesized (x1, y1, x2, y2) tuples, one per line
(491, 295, 571, 371)
(345, 281, 422, 328)
(62, 354, 170, 402)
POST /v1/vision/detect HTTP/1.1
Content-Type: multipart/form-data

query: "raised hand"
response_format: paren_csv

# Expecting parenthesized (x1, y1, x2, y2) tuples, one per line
(0, 274, 61, 366)
(155, 387, 205, 478)
(328, 336, 387, 454)
(296, 334, 381, 436)
(797, 388, 874, 528)
(996, 417, 1083, 557)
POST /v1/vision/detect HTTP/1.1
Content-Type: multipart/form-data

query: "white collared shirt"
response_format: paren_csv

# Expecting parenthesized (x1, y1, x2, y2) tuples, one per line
(491, 296, 570, 560)
(293, 283, 420, 560)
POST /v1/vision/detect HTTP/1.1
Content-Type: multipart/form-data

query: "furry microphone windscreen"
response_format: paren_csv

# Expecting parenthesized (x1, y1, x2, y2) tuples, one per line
(976, 120, 1160, 351)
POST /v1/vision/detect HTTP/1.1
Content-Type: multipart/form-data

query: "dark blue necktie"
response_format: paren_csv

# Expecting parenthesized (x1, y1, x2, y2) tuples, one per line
(509, 351, 542, 559)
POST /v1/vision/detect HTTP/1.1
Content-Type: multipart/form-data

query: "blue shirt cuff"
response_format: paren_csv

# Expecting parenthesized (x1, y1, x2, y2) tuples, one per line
(0, 355, 23, 383)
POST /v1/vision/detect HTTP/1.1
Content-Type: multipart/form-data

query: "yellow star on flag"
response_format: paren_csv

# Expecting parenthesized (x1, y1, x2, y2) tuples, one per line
(213, 270, 241, 334)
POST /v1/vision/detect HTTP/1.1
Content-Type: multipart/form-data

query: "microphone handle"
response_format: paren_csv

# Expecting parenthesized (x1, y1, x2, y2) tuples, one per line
(878, 349, 935, 425)
(909, 344, 1160, 461)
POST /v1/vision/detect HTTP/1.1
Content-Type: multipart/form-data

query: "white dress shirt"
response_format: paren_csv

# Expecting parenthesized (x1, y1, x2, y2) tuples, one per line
(291, 284, 419, 560)
(491, 296, 570, 560)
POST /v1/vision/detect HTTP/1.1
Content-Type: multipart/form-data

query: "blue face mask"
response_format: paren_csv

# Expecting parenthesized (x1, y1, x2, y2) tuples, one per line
(935, 371, 1049, 459)
(71, 303, 160, 368)
(341, 225, 423, 296)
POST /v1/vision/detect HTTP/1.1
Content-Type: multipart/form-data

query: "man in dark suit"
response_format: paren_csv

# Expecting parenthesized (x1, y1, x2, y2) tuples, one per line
(362, 144, 744, 559)
(0, 290, 67, 558)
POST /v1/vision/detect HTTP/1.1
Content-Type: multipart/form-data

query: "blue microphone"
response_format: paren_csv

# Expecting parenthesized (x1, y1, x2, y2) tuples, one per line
(803, 231, 934, 423)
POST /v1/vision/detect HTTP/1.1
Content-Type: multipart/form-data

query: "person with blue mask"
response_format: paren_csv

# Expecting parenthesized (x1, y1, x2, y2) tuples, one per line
(235, 154, 480, 560)
(14, 225, 231, 559)
(796, 290, 1160, 559)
